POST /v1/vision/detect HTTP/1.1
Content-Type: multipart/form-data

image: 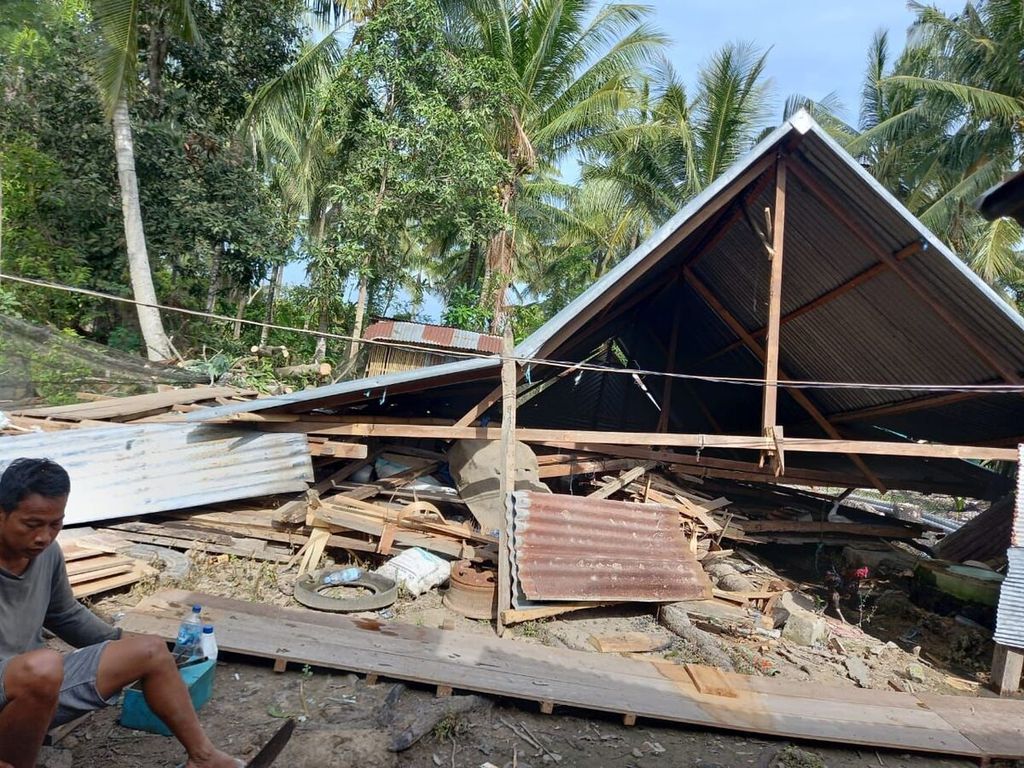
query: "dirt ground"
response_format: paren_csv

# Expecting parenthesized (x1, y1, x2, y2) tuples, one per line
(53, 548, 1020, 768)
(61, 658, 989, 768)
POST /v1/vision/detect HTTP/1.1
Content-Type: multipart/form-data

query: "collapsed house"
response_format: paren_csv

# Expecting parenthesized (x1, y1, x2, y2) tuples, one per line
(4, 110, 1024, 760)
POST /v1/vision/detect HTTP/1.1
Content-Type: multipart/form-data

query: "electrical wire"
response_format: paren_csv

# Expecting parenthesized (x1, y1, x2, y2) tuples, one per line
(4, 272, 1024, 395)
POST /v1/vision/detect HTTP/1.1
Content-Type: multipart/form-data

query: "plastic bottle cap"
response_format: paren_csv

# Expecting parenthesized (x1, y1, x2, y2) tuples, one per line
(202, 625, 214, 634)
(192, 605, 202, 613)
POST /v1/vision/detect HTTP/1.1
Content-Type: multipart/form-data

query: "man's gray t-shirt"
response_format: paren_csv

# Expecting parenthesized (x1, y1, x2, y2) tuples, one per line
(0, 543, 120, 661)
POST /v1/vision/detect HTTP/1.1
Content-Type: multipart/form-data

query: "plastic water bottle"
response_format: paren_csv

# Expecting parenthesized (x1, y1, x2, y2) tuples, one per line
(199, 624, 218, 662)
(172, 605, 203, 661)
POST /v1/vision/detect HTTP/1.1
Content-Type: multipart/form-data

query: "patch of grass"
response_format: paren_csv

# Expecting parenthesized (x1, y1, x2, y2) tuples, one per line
(516, 619, 554, 645)
(432, 712, 467, 743)
(776, 746, 826, 768)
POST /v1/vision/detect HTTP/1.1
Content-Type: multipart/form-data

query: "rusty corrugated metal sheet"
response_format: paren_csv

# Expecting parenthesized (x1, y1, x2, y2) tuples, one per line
(0, 423, 313, 525)
(994, 446, 1024, 650)
(511, 491, 712, 602)
(363, 320, 502, 354)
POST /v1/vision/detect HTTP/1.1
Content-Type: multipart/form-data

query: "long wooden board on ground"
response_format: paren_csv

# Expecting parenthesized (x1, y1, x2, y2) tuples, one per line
(124, 590, 1024, 761)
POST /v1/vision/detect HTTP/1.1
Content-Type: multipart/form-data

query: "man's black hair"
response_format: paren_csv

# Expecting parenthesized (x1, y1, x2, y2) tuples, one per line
(0, 458, 71, 514)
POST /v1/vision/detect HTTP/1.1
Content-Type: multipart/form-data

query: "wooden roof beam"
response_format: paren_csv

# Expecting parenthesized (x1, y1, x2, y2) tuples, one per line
(682, 266, 888, 491)
(695, 242, 921, 368)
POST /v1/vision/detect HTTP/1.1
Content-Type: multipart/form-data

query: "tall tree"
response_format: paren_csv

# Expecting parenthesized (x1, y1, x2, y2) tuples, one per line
(90, 0, 203, 359)
(546, 44, 772, 309)
(324, 0, 510, 356)
(442, 0, 667, 331)
(838, 10, 1024, 295)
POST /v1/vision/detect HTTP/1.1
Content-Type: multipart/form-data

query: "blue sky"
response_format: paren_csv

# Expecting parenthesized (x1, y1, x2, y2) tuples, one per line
(652, 0, 961, 125)
(290, 1, 963, 319)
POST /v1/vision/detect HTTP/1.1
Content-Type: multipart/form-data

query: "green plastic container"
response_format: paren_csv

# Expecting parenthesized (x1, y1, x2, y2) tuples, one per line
(119, 659, 216, 736)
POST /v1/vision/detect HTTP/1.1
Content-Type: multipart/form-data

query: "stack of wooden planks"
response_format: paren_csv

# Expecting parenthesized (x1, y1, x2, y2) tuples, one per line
(60, 543, 155, 598)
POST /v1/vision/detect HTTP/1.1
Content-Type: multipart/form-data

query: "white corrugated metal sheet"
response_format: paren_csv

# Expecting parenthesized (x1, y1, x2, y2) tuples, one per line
(0, 424, 313, 525)
(994, 445, 1024, 650)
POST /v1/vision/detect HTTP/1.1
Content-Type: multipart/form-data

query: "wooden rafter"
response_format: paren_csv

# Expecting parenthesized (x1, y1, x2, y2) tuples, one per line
(682, 266, 888, 491)
(787, 160, 1024, 386)
(827, 390, 984, 425)
(695, 242, 922, 368)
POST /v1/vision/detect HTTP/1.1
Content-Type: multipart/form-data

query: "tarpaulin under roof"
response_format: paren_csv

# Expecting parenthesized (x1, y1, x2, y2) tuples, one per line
(188, 111, 1024, 498)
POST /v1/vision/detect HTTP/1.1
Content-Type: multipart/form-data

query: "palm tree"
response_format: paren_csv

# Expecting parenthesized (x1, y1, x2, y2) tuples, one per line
(551, 45, 772, 290)
(245, 33, 346, 362)
(441, 0, 667, 331)
(90, 0, 202, 360)
(840, 14, 1024, 292)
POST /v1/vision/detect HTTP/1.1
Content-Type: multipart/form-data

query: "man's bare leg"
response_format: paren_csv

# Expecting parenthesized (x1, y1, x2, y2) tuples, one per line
(0, 650, 63, 768)
(97, 635, 241, 768)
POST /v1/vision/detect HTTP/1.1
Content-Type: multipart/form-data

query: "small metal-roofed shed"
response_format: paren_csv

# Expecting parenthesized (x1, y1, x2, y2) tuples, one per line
(976, 169, 1024, 226)
(186, 111, 1023, 499)
(361, 319, 503, 377)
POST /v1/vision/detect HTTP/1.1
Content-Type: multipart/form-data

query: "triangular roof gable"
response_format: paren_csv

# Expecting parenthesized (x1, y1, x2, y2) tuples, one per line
(517, 110, 1024, 362)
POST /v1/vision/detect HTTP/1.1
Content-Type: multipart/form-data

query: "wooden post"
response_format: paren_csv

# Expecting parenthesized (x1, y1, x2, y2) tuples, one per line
(762, 157, 787, 470)
(496, 331, 516, 637)
(657, 296, 682, 433)
(990, 644, 1023, 695)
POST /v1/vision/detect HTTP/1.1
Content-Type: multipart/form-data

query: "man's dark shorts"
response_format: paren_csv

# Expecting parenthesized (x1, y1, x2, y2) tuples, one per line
(0, 642, 119, 726)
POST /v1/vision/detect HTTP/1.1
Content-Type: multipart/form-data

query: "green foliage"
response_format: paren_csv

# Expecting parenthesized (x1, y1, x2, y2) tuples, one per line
(440, 286, 492, 332)
(323, 0, 512, 299)
(26, 329, 95, 405)
(0, 0, 301, 352)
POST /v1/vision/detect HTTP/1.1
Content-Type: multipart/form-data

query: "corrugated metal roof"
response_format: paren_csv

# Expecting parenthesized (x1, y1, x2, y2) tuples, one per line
(995, 548, 1024, 650)
(179, 110, 1021, 497)
(0, 424, 313, 525)
(510, 491, 712, 602)
(183, 356, 500, 421)
(364, 320, 503, 354)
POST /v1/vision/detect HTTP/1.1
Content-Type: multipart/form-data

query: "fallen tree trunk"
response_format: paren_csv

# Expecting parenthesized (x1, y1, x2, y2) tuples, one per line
(275, 362, 331, 378)
(251, 344, 290, 359)
(659, 602, 735, 671)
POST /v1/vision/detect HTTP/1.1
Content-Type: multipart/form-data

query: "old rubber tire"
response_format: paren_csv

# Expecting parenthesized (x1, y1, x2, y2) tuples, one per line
(294, 569, 398, 612)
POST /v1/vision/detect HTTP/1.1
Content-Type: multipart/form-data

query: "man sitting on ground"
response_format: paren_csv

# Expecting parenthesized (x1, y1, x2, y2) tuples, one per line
(0, 458, 241, 768)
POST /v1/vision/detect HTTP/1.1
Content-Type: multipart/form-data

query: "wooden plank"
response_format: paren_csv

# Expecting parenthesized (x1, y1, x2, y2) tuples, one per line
(307, 440, 368, 459)
(919, 693, 1024, 759)
(119, 590, 1024, 760)
(737, 520, 922, 538)
(66, 555, 134, 577)
(587, 462, 655, 499)
(589, 633, 668, 654)
(68, 563, 134, 586)
(269, 424, 1018, 462)
(683, 267, 887, 492)
(684, 664, 739, 698)
(500, 603, 609, 624)
(71, 564, 152, 598)
(762, 158, 787, 437)
(657, 294, 682, 433)
(537, 458, 637, 479)
(497, 335, 516, 636)
(643, 489, 722, 533)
